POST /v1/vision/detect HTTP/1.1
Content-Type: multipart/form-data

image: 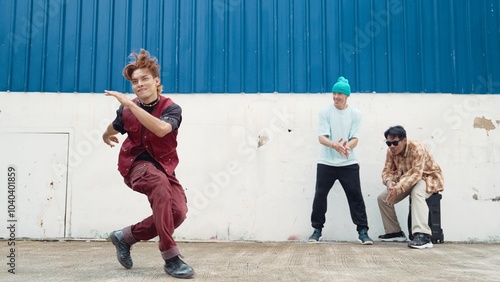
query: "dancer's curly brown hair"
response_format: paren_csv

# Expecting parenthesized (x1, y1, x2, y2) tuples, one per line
(122, 49, 162, 94)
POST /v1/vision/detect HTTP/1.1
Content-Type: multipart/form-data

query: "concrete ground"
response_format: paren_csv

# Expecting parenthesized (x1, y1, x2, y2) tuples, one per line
(3, 240, 500, 281)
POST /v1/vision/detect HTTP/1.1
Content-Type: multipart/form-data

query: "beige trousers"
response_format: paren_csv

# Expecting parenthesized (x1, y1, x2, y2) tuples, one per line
(377, 180, 432, 235)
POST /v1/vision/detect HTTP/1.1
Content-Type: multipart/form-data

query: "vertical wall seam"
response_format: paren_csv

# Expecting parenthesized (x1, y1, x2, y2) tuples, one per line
(353, 1, 358, 91)
(495, 0, 500, 93)
(208, 1, 214, 93)
(175, 0, 180, 93)
(385, 0, 391, 93)
(227, 0, 231, 92)
(322, 0, 326, 93)
(466, 0, 472, 93)
(290, 0, 294, 92)
(7, 1, 16, 90)
(159, 0, 165, 87)
(273, 0, 278, 92)
(24, 0, 33, 91)
(338, 0, 342, 76)
(257, 0, 261, 92)
(143, 0, 147, 50)
(305, 1, 312, 92)
(58, 0, 66, 92)
(123, 0, 131, 92)
(402, 0, 407, 92)
(433, 0, 440, 92)
(224, 0, 228, 93)
(418, 0, 424, 92)
(450, 0, 457, 93)
(191, 1, 196, 93)
(371, 0, 375, 92)
(107, 0, 114, 92)
(40, 0, 48, 92)
(91, 0, 98, 93)
(75, 0, 82, 92)
(240, 0, 245, 92)
(62, 132, 70, 238)
(158, 0, 163, 71)
(482, 1, 490, 93)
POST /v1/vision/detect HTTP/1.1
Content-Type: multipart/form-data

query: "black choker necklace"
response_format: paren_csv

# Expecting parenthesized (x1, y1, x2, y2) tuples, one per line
(138, 97, 159, 107)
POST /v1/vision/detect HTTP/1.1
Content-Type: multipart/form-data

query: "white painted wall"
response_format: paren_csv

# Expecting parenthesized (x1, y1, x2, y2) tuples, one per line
(0, 92, 499, 242)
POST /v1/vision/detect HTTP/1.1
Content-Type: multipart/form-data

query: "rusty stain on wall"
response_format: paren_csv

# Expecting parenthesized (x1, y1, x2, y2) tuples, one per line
(473, 116, 496, 135)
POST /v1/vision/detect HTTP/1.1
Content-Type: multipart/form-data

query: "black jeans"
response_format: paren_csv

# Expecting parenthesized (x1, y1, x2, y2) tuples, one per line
(311, 163, 369, 232)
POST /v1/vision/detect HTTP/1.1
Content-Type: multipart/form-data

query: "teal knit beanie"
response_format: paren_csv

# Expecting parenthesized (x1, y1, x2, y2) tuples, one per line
(331, 76, 351, 96)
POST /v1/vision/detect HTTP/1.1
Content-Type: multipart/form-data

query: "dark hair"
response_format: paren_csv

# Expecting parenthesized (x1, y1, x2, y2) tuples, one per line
(122, 49, 162, 94)
(384, 125, 407, 139)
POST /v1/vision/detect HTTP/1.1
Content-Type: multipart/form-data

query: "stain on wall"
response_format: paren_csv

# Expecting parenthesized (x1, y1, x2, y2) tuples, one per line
(471, 194, 500, 202)
(258, 135, 269, 148)
(473, 116, 496, 135)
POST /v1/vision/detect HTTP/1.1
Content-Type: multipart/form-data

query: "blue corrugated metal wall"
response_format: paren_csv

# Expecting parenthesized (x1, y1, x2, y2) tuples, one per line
(1, 0, 499, 94)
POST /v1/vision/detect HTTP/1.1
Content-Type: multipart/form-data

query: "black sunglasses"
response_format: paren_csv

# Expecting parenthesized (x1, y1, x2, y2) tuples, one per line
(385, 140, 403, 147)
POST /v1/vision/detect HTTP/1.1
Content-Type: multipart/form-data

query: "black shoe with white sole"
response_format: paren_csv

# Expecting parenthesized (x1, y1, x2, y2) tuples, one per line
(378, 231, 407, 242)
(408, 233, 433, 249)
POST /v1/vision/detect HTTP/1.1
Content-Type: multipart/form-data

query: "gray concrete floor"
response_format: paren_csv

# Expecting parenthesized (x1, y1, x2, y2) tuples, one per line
(3, 240, 500, 281)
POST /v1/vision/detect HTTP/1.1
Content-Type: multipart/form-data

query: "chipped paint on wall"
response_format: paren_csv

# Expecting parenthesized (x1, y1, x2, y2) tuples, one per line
(473, 116, 496, 135)
(471, 193, 500, 202)
(258, 135, 269, 148)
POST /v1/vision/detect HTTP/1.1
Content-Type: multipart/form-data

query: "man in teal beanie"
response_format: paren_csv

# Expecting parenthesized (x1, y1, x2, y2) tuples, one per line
(308, 76, 373, 245)
(331, 76, 351, 96)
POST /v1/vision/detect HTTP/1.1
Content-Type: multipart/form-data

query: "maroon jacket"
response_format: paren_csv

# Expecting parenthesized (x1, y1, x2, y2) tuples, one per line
(117, 96, 179, 177)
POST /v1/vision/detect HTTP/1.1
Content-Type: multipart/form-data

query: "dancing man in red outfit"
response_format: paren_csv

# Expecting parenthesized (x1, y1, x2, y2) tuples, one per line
(102, 49, 194, 279)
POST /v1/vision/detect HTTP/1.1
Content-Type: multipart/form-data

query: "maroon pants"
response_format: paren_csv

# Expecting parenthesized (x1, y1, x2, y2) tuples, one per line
(121, 160, 188, 260)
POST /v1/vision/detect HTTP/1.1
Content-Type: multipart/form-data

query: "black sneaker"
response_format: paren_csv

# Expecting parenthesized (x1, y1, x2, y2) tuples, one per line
(408, 233, 433, 249)
(378, 231, 407, 242)
(308, 228, 322, 242)
(164, 255, 195, 279)
(109, 230, 133, 269)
